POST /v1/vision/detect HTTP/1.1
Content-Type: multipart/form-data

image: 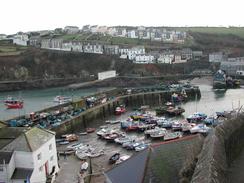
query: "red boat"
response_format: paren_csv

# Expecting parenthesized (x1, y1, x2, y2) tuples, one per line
(5, 101, 23, 109)
(115, 106, 126, 115)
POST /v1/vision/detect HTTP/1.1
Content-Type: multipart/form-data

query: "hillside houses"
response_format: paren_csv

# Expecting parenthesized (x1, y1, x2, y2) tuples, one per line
(64, 26, 80, 34)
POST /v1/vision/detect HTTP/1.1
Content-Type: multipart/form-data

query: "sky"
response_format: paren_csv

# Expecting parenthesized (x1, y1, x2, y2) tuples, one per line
(1, 0, 244, 34)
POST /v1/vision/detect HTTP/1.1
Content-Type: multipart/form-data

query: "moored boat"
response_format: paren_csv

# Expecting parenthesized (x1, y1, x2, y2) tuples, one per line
(164, 132, 182, 141)
(109, 153, 120, 164)
(115, 105, 126, 115)
(53, 96, 72, 104)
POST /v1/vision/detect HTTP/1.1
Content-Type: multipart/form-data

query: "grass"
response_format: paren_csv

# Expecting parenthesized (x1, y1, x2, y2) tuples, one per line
(174, 27, 244, 39)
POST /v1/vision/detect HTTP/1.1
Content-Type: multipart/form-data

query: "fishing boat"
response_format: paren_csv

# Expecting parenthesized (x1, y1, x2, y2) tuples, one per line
(187, 112, 207, 122)
(59, 141, 70, 145)
(105, 120, 121, 124)
(164, 132, 182, 141)
(103, 133, 120, 142)
(53, 96, 72, 104)
(114, 136, 135, 144)
(67, 142, 84, 150)
(172, 121, 182, 131)
(135, 144, 149, 152)
(166, 106, 185, 116)
(181, 122, 196, 132)
(62, 134, 79, 142)
(109, 153, 120, 164)
(5, 101, 24, 109)
(190, 124, 211, 134)
(115, 105, 126, 115)
(115, 155, 131, 164)
(150, 129, 167, 139)
(213, 70, 227, 89)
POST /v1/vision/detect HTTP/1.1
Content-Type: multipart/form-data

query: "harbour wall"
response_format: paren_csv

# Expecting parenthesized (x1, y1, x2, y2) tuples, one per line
(191, 113, 244, 183)
(51, 87, 201, 136)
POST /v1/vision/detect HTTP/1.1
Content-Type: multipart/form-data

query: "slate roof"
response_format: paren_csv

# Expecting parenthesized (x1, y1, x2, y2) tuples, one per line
(105, 148, 150, 183)
(11, 168, 33, 179)
(0, 151, 13, 164)
(0, 127, 26, 149)
(105, 135, 202, 183)
(1, 127, 55, 152)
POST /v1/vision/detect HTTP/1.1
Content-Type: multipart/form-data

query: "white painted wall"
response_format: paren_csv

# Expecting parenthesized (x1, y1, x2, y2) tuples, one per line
(98, 70, 116, 80)
(31, 136, 59, 183)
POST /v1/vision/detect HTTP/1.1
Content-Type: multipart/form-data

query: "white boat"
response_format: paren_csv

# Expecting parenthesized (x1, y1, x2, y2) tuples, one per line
(150, 129, 167, 139)
(135, 144, 149, 151)
(144, 127, 164, 135)
(181, 122, 196, 132)
(105, 120, 121, 124)
(115, 155, 131, 164)
(172, 121, 182, 131)
(53, 96, 72, 104)
(164, 132, 182, 141)
(67, 142, 84, 150)
(190, 124, 210, 134)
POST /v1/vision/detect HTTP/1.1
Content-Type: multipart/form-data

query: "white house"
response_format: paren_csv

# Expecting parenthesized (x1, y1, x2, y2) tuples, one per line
(83, 43, 103, 54)
(134, 55, 155, 64)
(0, 127, 59, 183)
(127, 30, 138, 39)
(157, 54, 174, 64)
(98, 70, 116, 80)
(90, 25, 99, 33)
(209, 52, 227, 63)
(13, 34, 29, 46)
(116, 28, 127, 37)
(127, 46, 145, 60)
(173, 54, 187, 64)
(64, 26, 79, 34)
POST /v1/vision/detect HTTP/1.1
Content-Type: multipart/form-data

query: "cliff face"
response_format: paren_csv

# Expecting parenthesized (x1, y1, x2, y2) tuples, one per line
(0, 48, 213, 81)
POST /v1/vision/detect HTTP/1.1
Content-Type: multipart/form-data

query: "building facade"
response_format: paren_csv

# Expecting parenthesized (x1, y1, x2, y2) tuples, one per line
(0, 127, 59, 183)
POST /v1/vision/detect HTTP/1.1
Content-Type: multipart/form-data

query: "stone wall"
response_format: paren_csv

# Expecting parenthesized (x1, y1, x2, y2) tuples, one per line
(191, 113, 244, 183)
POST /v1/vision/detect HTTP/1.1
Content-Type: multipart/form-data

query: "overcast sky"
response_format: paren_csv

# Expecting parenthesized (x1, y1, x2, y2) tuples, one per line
(1, 0, 244, 34)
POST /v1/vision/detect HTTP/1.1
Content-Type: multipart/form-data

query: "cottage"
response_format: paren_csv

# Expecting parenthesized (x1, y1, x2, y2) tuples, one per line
(181, 48, 193, 60)
(83, 43, 103, 54)
(116, 28, 127, 37)
(209, 52, 227, 63)
(127, 30, 138, 39)
(41, 39, 51, 49)
(134, 54, 155, 64)
(220, 60, 244, 75)
(193, 51, 203, 61)
(13, 33, 29, 46)
(50, 39, 63, 49)
(104, 45, 119, 55)
(90, 25, 99, 33)
(29, 36, 41, 47)
(64, 26, 79, 34)
(173, 54, 187, 64)
(127, 46, 145, 60)
(157, 53, 174, 64)
(0, 127, 59, 183)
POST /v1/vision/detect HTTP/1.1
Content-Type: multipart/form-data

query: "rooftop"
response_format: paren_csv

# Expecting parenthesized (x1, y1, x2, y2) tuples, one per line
(0, 127, 55, 152)
(0, 151, 13, 164)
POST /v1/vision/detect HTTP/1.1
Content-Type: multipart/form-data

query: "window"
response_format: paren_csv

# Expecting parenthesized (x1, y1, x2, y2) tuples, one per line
(0, 165, 3, 171)
(39, 166, 43, 172)
(50, 156, 54, 161)
(49, 144, 52, 151)
(37, 153, 41, 160)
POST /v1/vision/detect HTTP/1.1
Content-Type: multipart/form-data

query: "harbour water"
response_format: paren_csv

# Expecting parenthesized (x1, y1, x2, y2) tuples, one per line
(0, 83, 243, 121)
(0, 87, 113, 121)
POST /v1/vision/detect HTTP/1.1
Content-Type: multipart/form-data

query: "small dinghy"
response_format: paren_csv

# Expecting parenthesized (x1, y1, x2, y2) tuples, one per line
(109, 153, 120, 164)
